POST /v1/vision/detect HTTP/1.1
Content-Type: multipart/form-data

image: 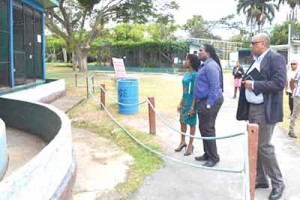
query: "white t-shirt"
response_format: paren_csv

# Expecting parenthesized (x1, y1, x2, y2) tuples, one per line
(287, 69, 298, 93)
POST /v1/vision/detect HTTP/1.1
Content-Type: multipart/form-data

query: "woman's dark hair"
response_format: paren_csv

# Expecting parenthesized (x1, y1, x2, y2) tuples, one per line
(203, 44, 221, 67)
(203, 44, 224, 92)
(186, 54, 200, 71)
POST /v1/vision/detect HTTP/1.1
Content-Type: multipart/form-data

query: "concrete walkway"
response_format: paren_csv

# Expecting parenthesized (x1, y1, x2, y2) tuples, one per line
(50, 96, 134, 200)
(3, 128, 45, 179)
(129, 74, 300, 200)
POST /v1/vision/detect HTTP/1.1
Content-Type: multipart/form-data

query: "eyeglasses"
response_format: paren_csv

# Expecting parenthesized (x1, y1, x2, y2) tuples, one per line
(291, 63, 297, 65)
(250, 41, 264, 45)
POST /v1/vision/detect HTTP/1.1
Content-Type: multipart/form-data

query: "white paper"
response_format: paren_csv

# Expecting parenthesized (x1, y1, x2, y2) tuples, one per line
(37, 34, 42, 43)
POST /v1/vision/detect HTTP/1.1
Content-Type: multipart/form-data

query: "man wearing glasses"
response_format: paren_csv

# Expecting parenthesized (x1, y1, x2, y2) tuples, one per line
(288, 60, 299, 138)
(236, 33, 286, 200)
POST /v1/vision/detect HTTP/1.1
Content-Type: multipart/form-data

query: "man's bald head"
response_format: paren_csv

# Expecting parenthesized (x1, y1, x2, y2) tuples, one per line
(251, 33, 271, 56)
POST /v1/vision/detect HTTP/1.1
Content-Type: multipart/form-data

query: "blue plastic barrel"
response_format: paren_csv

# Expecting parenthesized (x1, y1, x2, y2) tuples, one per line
(117, 79, 139, 114)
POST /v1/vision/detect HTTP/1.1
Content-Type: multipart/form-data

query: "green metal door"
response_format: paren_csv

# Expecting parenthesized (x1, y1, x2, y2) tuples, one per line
(24, 4, 35, 80)
(13, 1, 26, 85)
(0, 0, 10, 87)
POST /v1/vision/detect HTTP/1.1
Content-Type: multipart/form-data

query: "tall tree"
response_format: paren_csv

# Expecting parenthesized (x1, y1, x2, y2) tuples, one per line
(147, 1, 179, 40)
(206, 14, 248, 40)
(183, 15, 217, 39)
(277, 0, 300, 20)
(237, 0, 279, 33)
(270, 20, 300, 44)
(46, 0, 160, 71)
(112, 23, 145, 42)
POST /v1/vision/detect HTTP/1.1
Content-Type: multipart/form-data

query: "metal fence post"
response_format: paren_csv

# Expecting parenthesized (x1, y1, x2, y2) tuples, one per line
(75, 73, 78, 87)
(148, 97, 156, 135)
(92, 75, 95, 93)
(86, 76, 89, 98)
(247, 123, 259, 200)
(100, 84, 106, 109)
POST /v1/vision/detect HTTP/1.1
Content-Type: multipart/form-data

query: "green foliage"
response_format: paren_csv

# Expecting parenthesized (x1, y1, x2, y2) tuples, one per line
(113, 23, 146, 42)
(92, 40, 188, 68)
(147, 19, 179, 41)
(236, 0, 279, 32)
(115, 0, 156, 23)
(46, 0, 175, 71)
(109, 40, 188, 54)
(183, 15, 217, 39)
(270, 21, 300, 45)
(277, 0, 300, 9)
(46, 36, 66, 49)
(77, 0, 100, 9)
(229, 34, 250, 48)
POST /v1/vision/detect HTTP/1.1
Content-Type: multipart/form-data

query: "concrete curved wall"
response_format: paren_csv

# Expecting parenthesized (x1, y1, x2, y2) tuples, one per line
(0, 80, 75, 199)
(0, 118, 8, 180)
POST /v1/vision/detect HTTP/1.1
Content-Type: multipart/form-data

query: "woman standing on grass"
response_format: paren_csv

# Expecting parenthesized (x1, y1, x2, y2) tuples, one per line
(175, 54, 199, 156)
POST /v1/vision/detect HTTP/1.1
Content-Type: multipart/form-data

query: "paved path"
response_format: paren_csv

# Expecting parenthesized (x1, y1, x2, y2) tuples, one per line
(3, 128, 45, 179)
(129, 74, 300, 200)
(50, 96, 134, 200)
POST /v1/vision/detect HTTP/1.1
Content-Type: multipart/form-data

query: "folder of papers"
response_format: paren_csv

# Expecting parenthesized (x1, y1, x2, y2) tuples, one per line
(245, 68, 265, 95)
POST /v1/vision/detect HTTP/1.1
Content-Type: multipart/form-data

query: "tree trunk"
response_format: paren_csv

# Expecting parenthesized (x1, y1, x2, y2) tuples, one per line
(72, 52, 78, 71)
(62, 48, 68, 63)
(77, 49, 88, 72)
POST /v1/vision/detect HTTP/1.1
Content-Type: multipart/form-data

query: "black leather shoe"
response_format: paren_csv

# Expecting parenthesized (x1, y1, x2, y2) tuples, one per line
(202, 161, 217, 167)
(195, 155, 208, 161)
(255, 183, 269, 189)
(288, 131, 298, 138)
(269, 184, 285, 200)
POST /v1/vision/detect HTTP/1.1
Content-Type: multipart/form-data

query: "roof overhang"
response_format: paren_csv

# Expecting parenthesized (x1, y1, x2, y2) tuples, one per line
(36, 0, 59, 9)
(271, 44, 289, 50)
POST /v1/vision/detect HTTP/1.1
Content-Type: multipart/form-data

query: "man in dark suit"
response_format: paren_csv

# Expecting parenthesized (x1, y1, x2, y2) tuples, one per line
(236, 33, 286, 200)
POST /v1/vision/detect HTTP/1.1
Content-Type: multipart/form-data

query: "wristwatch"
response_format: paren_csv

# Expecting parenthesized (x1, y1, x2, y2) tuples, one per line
(206, 104, 211, 109)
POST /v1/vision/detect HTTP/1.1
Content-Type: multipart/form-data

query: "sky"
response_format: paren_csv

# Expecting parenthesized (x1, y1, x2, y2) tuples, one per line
(173, 0, 292, 40)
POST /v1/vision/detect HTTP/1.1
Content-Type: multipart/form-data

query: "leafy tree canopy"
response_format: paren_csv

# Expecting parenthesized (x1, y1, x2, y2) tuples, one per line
(183, 15, 218, 39)
(270, 21, 300, 45)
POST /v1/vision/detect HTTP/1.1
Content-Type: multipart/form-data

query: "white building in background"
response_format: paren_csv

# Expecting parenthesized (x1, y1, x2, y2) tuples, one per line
(271, 24, 300, 66)
(186, 38, 243, 68)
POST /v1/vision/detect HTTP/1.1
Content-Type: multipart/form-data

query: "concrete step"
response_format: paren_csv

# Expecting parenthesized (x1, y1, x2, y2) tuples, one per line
(50, 96, 84, 113)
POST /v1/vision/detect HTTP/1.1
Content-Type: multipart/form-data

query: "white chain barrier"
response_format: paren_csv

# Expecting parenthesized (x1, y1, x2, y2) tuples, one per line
(88, 86, 251, 199)
(89, 90, 247, 173)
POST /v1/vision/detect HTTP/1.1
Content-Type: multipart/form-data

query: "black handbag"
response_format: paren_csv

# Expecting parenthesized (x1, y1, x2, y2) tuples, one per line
(236, 84, 249, 121)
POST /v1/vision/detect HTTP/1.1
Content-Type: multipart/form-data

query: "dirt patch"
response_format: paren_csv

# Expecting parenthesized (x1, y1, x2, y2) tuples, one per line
(72, 128, 133, 199)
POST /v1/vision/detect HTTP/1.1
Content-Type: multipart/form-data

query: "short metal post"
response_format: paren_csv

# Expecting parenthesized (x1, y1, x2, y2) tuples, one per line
(86, 76, 89, 98)
(100, 84, 106, 109)
(92, 75, 95, 93)
(75, 73, 78, 87)
(247, 123, 259, 200)
(148, 97, 156, 135)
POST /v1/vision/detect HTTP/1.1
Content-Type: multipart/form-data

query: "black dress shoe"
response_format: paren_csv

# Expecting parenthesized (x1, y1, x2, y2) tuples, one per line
(255, 183, 269, 189)
(288, 131, 298, 138)
(269, 184, 285, 200)
(202, 161, 217, 167)
(195, 155, 208, 161)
